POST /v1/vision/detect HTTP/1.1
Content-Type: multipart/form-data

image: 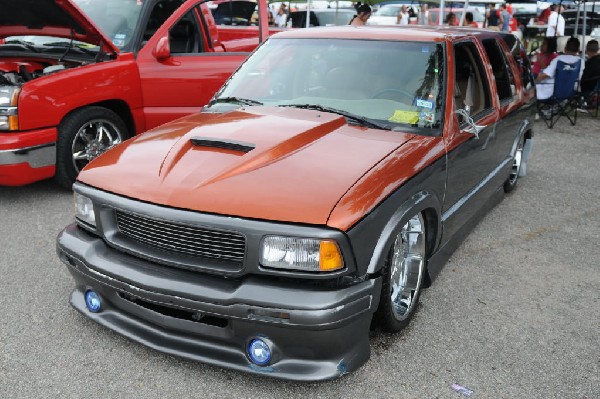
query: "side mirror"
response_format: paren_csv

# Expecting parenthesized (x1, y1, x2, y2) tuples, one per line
(456, 108, 486, 139)
(152, 36, 171, 60)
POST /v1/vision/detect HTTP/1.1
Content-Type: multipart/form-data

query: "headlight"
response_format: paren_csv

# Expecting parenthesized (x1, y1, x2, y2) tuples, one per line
(0, 86, 20, 131)
(74, 192, 96, 228)
(259, 236, 344, 272)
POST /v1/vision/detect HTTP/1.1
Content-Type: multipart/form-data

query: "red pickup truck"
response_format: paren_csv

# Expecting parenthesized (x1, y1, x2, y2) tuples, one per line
(0, 0, 274, 188)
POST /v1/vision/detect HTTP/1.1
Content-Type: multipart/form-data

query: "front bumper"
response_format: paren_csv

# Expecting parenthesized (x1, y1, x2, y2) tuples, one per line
(57, 224, 381, 381)
(0, 128, 57, 185)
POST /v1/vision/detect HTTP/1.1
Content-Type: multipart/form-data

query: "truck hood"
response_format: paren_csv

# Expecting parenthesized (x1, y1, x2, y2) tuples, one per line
(0, 0, 118, 53)
(79, 107, 415, 225)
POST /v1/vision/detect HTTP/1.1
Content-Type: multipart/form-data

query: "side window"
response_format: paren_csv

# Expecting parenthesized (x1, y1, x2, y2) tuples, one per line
(453, 42, 492, 118)
(482, 38, 516, 102)
(169, 8, 203, 54)
(140, 0, 185, 49)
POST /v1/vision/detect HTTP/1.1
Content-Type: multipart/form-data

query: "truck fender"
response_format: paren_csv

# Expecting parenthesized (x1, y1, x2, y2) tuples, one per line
(365, 191, 443, 278)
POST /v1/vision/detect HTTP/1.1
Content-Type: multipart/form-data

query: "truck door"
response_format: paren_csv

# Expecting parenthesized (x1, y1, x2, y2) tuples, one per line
(480, 37, 525, 171)
(442, 40, 500, 240)
(136, 2, 253, 130)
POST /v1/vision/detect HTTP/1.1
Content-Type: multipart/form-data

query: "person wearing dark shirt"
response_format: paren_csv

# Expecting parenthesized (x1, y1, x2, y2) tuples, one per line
(485, 3, 500, 29)
(581, 40, 600, 93)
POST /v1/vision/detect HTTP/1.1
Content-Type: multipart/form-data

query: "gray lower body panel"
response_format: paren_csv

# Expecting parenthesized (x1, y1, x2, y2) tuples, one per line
(57, 224, 381, 381)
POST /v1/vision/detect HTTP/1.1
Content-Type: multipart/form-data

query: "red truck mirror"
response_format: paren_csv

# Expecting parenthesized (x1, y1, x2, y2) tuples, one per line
(153, 36, 171, 61)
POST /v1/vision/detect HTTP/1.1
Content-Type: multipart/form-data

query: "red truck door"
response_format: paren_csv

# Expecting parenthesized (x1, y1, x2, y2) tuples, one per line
(136, 2, 254, 130)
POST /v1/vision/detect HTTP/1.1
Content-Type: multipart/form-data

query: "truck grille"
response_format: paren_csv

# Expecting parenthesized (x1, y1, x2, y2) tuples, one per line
(115, 210, 246, 265)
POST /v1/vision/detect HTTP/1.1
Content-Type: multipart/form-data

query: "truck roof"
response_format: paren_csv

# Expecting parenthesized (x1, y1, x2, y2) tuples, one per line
(269, 25, 494, 42)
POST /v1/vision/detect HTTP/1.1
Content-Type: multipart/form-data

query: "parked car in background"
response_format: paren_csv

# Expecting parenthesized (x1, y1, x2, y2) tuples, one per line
(57, 26, 536, 381)
(289, 8, 356, 27)
(0, 0, 273, 188)
(367, 3, 410, 25)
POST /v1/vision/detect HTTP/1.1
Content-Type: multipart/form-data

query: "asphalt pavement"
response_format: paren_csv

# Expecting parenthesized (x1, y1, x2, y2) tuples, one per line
(1, 116, 599, 398)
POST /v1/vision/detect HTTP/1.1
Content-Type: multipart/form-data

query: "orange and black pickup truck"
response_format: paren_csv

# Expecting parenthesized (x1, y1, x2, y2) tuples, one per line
(57, 26, 536, 380)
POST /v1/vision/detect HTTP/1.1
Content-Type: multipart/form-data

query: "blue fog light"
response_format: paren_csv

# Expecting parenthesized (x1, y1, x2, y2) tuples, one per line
(247, 338, 271, 366)
(84, 290, 102, 313)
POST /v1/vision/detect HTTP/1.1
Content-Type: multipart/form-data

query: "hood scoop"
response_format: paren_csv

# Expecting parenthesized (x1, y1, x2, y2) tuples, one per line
(190, 137, 255, 154)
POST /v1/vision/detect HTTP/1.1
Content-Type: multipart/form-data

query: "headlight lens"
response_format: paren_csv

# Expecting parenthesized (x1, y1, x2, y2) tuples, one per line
(74, 192, 96, 228)
(0, 86, 20, 131)
(259, 236, 344, 272)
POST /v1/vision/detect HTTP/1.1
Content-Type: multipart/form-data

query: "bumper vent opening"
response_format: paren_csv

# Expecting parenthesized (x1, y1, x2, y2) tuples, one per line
(119, 292, 228, 328)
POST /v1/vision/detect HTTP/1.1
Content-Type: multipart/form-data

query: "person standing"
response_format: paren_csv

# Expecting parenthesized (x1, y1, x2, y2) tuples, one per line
(499, 4, 511, 32)
(274, 6, 287, 27)
(546, 5, 565, 37)
(485, 3, 500, 30)
(349, 4, 372, 26)
(396, 5, 410, 25)
(416, 3, 429, 25)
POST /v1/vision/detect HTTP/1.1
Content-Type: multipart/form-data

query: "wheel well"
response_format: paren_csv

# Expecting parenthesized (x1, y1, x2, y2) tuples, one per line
(68, 100, 136, 138)
(421, 207, 439, 288)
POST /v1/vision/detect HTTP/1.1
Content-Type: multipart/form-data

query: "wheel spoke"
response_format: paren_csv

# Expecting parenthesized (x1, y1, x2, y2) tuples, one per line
(73, 150, 90, 161)
(95, 123, 106, 143)
(79, 131, 92, 144)
(402, 256, 423, 291)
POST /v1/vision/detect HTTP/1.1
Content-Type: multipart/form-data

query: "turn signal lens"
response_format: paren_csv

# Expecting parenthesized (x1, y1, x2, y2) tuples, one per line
(8, 115, 18, 130)
(319, 241, 344, 271)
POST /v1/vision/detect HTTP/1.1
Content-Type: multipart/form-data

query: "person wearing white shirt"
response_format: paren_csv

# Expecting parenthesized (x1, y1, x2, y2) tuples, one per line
(535, 37, 583, 100)
(396, 5, 409, 25)
(546, 5, 565, 37)
(274, 6, 287, 27)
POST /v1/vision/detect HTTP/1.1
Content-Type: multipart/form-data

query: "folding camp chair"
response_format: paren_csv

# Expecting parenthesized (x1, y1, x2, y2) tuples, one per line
(577, 73, 600, 117)
(537, 59, 582, 129)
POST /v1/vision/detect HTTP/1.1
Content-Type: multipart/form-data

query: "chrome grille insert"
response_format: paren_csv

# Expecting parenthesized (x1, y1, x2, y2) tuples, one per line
(115, 210, 246, 265)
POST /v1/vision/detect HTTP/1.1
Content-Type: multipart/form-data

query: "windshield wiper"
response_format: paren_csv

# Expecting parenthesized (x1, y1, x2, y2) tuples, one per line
(208, 97, 263, 107)
(3, 39, 38, 52)
(278, 104, 391, 130)
(43, 42, 97, 56)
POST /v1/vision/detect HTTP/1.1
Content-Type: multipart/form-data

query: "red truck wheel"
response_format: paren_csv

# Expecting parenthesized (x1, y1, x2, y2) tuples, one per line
(55, 106, 129, 189)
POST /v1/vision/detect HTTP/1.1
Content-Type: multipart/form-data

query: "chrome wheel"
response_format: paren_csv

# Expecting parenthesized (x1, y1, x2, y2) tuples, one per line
(389, 213, 426, 321)
(71, 119, 123, 173)
(507, 136, 524, 186)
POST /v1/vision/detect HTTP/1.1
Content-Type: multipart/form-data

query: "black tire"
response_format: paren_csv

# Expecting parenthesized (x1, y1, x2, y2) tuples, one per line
(503, 134, 526, 193)
(375, 213, 427, 333)
(55, 106, 128, 189)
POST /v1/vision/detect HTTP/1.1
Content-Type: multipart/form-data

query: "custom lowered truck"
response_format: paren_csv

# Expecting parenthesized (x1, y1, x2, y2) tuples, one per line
(58, 27, 536, 380)
(0, 0, 274, 187)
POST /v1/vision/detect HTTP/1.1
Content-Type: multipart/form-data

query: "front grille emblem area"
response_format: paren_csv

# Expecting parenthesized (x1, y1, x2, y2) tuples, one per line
(114, 210, 246, 266)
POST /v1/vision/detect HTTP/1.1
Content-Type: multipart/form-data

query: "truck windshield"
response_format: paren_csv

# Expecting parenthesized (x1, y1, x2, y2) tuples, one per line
(74, 0, 143, 49)
(6, 0, 143, 51)
(216, 38, 445, 133)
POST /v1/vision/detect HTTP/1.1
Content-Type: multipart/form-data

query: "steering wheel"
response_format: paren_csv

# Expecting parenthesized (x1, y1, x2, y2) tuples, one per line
(371, 88, 414, 103)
